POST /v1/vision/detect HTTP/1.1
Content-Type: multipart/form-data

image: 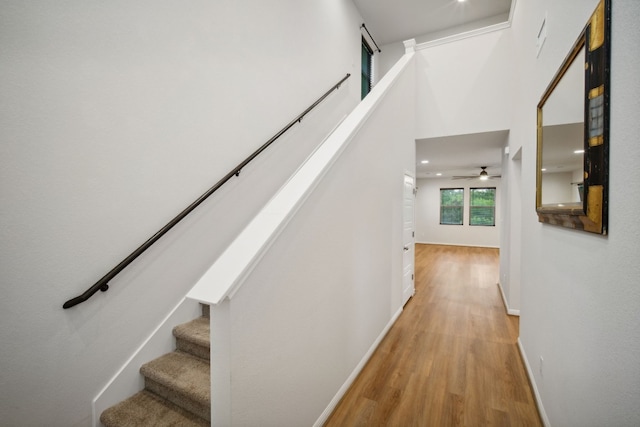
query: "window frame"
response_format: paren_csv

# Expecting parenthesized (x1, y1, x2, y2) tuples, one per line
(469, 187, 497, 227)
(361, 37, 373, 99)
(440, 188, 464, 225)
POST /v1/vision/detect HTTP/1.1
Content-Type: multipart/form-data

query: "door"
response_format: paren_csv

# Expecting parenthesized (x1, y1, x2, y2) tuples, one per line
(402, 174, 416, 306)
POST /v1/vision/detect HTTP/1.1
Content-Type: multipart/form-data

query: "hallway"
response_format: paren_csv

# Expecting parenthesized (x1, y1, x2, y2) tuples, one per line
(324, 244, 542, 426)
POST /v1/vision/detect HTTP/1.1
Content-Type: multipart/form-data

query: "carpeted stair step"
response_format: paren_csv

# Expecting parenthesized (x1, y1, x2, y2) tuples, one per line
(100, 390, 208, 427)
(140, 351, 211, 421)
(173, 316, 210, 360)
(100, 306, 212, 426)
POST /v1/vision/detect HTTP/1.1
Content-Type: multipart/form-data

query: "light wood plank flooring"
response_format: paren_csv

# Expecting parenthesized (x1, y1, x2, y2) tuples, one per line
(324, 244, 541, 426)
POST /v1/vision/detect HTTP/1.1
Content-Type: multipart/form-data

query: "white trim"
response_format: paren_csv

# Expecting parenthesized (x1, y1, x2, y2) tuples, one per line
(403, 170, 417, 305)
(517, 338, 550, 427)
(210, 300, 231, 426)
(187, 51, 416, 306)
(415, 0, 516, 51)
(497, 282, 520, 316)
(403, 38, 417, 53)
(416, 21, 510, 50)
(313, 307, 404, 427)
(416, 241, 500, 249)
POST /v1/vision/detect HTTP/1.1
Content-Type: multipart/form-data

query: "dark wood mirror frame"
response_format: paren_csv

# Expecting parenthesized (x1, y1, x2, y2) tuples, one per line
(536, 0, 610, 234)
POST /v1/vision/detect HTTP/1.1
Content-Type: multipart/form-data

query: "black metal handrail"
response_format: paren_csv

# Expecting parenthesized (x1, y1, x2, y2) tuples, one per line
(63, 73, 351, 309)
(361, 23, 381, 53)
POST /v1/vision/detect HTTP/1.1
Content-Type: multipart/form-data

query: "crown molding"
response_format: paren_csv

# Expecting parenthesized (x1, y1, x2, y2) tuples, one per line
(415, 0, 516, 50)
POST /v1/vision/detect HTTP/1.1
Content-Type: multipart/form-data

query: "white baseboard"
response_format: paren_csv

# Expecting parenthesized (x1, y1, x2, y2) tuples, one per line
(92, 298, 202, 427)
(497, 282, 520, 316)
(313, 307, 403, 427)
(517, 338, 550, 427)
(416, 241, 500, 249)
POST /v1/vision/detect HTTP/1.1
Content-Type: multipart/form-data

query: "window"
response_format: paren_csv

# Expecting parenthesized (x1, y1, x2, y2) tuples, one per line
(361, 38, 373, 99)
(440, 188, 464, 225)
(470, 187, 496, 226)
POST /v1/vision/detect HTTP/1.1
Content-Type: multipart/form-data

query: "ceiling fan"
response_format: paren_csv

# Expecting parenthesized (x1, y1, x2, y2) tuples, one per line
(452, 166, 501, 180)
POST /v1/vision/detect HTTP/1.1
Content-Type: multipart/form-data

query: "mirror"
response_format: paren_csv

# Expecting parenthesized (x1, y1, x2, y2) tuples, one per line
(536, 0, 610, 234)
(541, 47, 585, 207)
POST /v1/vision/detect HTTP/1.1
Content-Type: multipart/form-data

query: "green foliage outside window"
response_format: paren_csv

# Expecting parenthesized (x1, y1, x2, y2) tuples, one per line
(470, 188, 496, 226)
(440, 188, 464, 225)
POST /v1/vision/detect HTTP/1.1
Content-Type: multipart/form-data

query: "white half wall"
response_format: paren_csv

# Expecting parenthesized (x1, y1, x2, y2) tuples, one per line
(218, 52, 416, 426)
(416, 177, 501, 248)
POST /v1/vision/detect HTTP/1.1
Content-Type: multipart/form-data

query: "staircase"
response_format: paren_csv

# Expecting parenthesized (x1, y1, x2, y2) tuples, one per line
(100, 305, 211, 426)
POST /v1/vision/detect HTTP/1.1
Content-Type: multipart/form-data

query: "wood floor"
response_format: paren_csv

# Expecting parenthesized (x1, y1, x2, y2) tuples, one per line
(324, 244, 541, 427)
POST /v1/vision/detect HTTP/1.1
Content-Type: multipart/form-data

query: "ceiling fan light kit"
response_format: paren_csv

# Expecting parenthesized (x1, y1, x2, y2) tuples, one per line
(453, 166, 501, 180)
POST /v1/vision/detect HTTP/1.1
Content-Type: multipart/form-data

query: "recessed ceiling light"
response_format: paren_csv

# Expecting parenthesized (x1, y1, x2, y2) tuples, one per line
(541, 168, 547, 171)
(574, 149, 585, 154)
(458, 0, 466, 3)
(436, 173, 442, 176)
(421, 160, 429, 164)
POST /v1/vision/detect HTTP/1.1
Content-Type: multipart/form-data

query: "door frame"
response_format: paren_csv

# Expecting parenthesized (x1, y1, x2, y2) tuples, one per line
(402, 171, 416, 306)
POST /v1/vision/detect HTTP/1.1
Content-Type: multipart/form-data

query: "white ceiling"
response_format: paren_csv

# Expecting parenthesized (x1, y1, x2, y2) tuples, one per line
(352, 0, 513, 179)
(353, 0, 512, 46)
(415, 130, 509, 179)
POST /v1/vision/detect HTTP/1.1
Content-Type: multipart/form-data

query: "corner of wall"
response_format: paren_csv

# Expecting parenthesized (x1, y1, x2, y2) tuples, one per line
(497, 282, 520, 316)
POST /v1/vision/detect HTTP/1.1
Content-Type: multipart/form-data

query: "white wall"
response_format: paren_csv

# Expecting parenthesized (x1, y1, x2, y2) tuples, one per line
(416, 177, 501, 248)
(541, 171, 576, 204)
(0, 1, 363, 425)
(379, 27, 514, 140)
(414, 28, 514, 139)
(512, 1, 640, 426)
(223, 52, 416, 426)
(376, 41, 406, 83)
(500, 143, 522, 313)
